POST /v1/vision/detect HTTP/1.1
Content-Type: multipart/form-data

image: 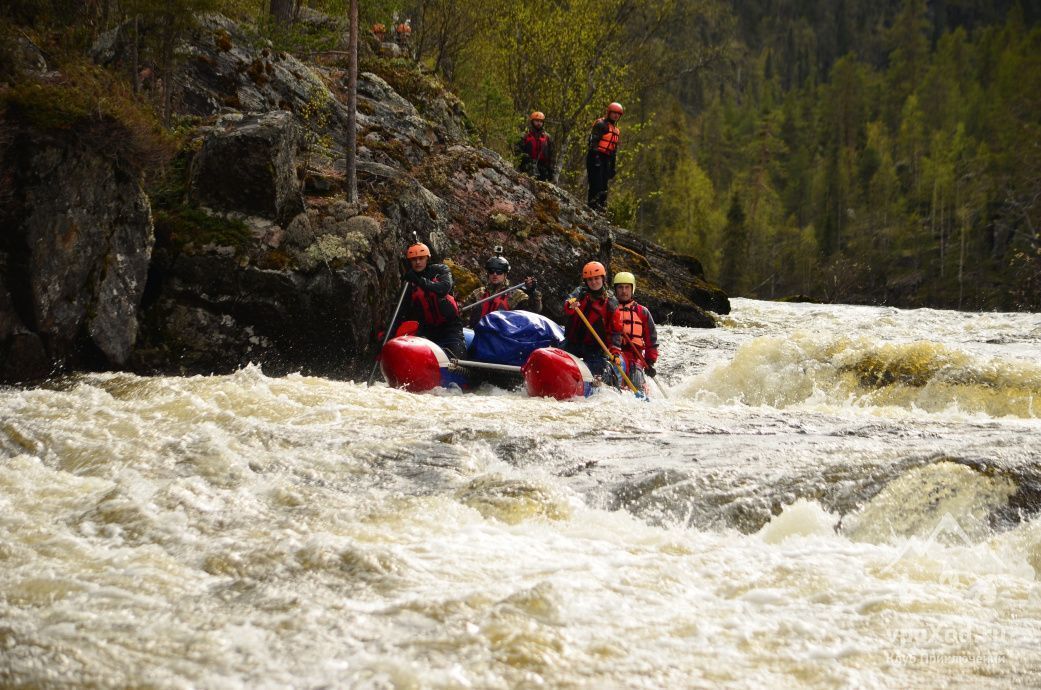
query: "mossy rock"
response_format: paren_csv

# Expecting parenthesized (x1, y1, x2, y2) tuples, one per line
(611, 245, 650, 271)
(445, 258, 480, 298)
(154, 207, 252, 254)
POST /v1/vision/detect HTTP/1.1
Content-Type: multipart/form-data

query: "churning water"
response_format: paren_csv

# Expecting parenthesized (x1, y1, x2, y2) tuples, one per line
(2, 299, 1040, 688)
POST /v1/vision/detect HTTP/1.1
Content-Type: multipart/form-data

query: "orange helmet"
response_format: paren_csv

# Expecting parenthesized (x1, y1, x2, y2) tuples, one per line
(582, 261, 607, 279)
(607, 102, 624, 115)
(530, 111, 545, 122)
(405, 242, 430, 259)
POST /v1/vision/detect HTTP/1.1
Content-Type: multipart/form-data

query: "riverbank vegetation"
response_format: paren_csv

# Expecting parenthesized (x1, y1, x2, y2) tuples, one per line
(3, 0, 1039, 310)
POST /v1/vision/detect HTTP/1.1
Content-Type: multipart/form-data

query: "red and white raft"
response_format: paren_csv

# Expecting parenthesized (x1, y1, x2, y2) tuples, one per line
(379, 335, 468, 393)
(380, 337, 596, 399)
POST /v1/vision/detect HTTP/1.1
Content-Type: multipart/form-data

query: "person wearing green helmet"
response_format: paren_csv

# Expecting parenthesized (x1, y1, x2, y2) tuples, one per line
(611, 271, 659, 389)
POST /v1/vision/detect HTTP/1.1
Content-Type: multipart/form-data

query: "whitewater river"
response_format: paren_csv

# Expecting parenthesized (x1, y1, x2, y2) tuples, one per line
(2, 298, 1041, 688)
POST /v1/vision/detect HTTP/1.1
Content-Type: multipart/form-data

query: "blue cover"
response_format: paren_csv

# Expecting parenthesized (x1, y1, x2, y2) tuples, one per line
(469, 310, 565, 366)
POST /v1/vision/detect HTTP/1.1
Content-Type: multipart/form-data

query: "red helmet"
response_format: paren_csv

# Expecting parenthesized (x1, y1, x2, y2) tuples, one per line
(607, 102, 624, 115)
(405, 243, 430, 259)
(530, 111, 545, 122)
(582, 261, 607, 279)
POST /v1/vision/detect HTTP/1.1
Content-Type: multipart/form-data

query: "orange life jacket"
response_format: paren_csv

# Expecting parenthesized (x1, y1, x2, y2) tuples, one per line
(594, 118, 620, 155)
(616, 302, 647, 351)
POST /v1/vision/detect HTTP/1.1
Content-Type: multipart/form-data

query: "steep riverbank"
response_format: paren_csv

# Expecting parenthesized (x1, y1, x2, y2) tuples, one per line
(0, 13, 728, 384)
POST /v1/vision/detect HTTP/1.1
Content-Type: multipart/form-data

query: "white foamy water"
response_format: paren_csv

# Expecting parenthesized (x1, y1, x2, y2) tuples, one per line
(2, 299, 1040, 688)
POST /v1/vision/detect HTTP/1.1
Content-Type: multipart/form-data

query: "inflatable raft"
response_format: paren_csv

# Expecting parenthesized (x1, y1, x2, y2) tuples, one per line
(379, 310, 599, 399)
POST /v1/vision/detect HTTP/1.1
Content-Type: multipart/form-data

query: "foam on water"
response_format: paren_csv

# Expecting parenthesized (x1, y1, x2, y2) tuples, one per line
(2, 300, 1041, 688)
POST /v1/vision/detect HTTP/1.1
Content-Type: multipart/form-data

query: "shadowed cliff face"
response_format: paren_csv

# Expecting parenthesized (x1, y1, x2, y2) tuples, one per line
(0, 123, 154, 383)
(1, 13, 728, 383)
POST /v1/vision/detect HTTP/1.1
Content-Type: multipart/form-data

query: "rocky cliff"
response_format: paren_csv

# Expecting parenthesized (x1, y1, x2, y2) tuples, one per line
(0, 13, 729, 383)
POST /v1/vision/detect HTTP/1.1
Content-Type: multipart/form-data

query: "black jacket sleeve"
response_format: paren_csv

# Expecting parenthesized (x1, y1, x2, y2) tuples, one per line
(588, 120, 608, 152)
(418, 263, 454, 296)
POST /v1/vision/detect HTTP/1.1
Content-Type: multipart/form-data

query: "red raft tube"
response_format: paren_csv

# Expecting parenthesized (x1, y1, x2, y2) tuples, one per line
(379, 336, 469, 392)
(521, 347, 595, 400)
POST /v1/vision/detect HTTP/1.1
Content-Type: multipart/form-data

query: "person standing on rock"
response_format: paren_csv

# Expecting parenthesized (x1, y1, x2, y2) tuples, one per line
(400, 242, 466, 357)
(464, 253, 542, 327)
(562, 261, 622, 380)
(515, 111, 554, 182)
(586, 102, 623, 211)
(610, 271, 658, 392)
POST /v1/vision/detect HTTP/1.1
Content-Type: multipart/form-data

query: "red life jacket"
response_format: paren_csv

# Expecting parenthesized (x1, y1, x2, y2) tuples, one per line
(594, 118, 620, 155)
(480, 289, 512, 318)
(567, 292, 613, 346)
(410, 284, 459, 326)
(616, 301, 647, 351)
(521, 130, 551, 164)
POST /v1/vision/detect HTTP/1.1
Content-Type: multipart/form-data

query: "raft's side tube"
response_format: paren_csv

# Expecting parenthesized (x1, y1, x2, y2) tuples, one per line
(380, 336, 468, 392)
(522, 347, 594, 400)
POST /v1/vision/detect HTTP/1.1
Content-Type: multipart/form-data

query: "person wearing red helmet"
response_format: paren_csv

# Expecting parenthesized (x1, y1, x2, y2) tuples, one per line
(586, 102, 624, 211)
(515, 111, 555, 182)
(398, 242, 466, 357)
(562, 260, 622, 379)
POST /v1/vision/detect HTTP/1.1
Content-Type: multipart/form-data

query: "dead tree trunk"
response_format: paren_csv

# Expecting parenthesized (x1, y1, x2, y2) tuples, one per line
(345, 0, 359, 202)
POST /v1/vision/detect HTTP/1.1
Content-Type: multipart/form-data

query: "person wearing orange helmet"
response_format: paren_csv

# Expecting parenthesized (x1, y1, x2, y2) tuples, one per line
(586, 102, 624, 211)
(398, 241, 466, 357)
(562, 260, 622, 379)
(515, 111, 554, 182)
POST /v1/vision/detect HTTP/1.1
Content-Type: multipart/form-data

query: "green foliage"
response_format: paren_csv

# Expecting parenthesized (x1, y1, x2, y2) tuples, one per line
(153, 207, 252, 252)
(0, 62, 175, 172)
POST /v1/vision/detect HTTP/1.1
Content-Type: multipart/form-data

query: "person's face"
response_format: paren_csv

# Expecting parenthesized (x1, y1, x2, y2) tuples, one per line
(488, 269, 506, 286)
(614, 283, 633, 301)
(532, 119, 543, 129)
(585, 275, 604, 291)
(607, 111, 621, 123)
(410, 256, 428, 272)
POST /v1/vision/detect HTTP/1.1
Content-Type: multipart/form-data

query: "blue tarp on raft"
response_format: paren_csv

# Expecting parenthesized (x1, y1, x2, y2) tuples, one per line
(469, 310, 565, 366)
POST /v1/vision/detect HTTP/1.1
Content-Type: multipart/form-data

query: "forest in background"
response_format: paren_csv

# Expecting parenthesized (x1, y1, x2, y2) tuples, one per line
(3, 0, 1041, 310)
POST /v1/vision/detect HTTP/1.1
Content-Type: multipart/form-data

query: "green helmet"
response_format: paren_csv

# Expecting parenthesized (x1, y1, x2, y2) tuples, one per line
(613, 271, 636, 295)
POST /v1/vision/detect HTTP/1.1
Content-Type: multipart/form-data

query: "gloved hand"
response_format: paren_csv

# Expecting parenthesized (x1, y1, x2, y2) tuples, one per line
(404, 270, 422, 285)
(607, 167, 616, 179)
(524, 276, 538, 293)
(645, 365, 656, 378)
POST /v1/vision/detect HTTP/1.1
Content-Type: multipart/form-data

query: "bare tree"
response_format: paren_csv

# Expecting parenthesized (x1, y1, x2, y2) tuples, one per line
(345, 0, 359, 202)
(269, 0, 293, 24)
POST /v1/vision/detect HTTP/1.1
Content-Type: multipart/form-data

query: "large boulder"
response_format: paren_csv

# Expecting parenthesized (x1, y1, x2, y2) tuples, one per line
(189, 110, 303, 223)
(0, 127, 153, 382)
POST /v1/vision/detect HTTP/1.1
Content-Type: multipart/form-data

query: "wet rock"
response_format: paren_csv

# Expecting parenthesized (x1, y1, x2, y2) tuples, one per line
(189, 110, 303, 224)
(0, 128, 153, 382)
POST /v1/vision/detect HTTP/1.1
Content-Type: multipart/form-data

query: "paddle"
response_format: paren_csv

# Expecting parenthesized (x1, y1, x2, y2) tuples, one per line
(620, 332, 669, 400)
(459, 281, 528, 313)
(367, 281, 409, 386)
(567, 299, 643, 397)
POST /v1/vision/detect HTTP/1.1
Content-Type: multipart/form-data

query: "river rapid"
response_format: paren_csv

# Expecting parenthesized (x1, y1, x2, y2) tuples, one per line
(2, 298, 1041, 689)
